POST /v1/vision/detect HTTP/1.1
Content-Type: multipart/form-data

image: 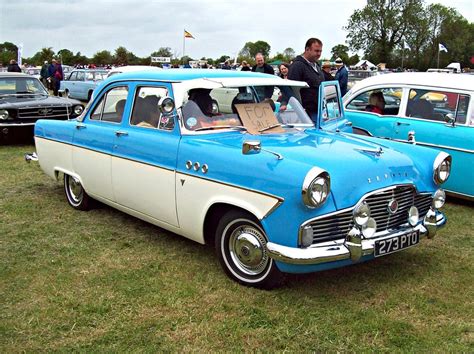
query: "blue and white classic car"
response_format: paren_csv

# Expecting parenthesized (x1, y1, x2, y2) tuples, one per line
(28, 69, 450, 288)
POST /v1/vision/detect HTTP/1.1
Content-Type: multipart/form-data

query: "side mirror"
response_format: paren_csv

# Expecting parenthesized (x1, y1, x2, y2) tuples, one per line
(242, 140, 261, 155)
(445, 113, 455, 127)
(158, 97, 175, 114)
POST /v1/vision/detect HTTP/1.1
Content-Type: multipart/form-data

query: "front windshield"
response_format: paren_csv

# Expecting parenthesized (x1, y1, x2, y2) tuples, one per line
(0, 77, 48, 96)
(180, 85, 314, 133)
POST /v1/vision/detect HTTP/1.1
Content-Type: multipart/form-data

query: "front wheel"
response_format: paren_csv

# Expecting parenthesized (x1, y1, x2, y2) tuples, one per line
(215, 210, 284, 289)
(64, 174, 91, 210)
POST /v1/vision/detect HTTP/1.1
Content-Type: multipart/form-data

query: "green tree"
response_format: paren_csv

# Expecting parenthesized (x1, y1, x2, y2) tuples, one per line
(330, 44, 350, 63)
(216, 55, 230, 64)
(114, 46, 129, 65)
(282, 47, 295, 61)
(345, 0, 423, 66)
(239, 41, 271, 58)
(1, 42, 19, 66)
(58, 49, 74, 65)
(92, 50, 113, 65)
(74, 52, 89, 66)
(151, 47, 173, 58)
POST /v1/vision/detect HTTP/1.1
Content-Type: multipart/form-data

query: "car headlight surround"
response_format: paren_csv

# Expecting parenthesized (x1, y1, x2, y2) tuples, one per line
(73, 105, 84, 116)
(0, 109, 9, 120)
(302, 167, 330, 209)
(433, 152, 451, 185)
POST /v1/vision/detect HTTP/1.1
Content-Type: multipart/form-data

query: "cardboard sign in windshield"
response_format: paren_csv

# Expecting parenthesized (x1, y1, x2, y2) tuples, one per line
(235, 102, 284, 134)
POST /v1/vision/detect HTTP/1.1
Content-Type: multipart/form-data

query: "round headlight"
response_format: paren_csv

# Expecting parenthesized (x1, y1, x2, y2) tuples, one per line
(302, 168, 330, 209)
(73, 105, 84, 116)
(353, 202, 371, 226)
(0, 109, 9, 120)
(432, 189, 446, 209)
(433, 152, 452, 185)
(362, 217, 377, 238)
(408, 206, 419, 226)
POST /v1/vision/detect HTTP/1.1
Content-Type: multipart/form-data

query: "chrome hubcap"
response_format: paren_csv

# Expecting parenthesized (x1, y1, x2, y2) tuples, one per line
(68, 176, 83, 203)
(229, 225, 268, 275)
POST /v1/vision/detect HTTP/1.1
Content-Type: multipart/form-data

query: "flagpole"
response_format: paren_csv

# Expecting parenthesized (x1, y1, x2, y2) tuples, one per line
(437, 44, 440, 68)
(401, 48, 404, 70)
(183, 29, 185, 65)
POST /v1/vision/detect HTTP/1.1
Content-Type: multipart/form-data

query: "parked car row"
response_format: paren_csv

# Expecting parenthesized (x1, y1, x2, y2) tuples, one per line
(26, 69, 452, 288)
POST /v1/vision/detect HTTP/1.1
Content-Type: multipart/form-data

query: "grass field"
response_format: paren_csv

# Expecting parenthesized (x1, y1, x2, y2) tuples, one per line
(1, 144, 473, 352)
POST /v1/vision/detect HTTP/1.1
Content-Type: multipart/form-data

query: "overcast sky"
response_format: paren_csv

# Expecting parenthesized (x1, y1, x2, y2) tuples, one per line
(1, 0, 472, 61)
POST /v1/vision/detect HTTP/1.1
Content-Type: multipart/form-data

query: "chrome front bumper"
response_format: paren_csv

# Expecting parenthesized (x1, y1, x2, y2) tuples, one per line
(267, 208, 446, 265)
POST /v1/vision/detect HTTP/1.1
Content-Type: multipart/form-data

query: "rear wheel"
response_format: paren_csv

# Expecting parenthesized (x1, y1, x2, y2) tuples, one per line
(64, 174, 91, 210)
(215, 210, 284, 289)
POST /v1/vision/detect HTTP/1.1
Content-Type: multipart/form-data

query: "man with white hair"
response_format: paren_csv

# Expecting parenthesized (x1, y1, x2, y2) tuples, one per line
(335, 57, 349, 96)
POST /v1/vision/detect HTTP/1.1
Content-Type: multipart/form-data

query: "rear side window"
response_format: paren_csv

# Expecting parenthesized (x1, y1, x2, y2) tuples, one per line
(406, 89, 470, 124)
(346, 88, 401, 115)
(90, 86, 128, 123)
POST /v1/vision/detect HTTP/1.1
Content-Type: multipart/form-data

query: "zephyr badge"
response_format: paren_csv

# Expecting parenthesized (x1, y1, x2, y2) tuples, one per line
(387, 199, 399, 214)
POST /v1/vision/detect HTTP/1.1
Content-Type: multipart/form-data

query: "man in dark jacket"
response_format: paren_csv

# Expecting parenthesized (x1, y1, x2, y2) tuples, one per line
(335, 57, 349, 96)
(287, 38, 325, 122)
(7, 59, 22, 72)
(252, 53, 275, 100)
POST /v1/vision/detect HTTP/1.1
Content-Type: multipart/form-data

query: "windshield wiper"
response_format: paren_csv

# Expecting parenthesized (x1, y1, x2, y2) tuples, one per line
(194, 125, 247, 132)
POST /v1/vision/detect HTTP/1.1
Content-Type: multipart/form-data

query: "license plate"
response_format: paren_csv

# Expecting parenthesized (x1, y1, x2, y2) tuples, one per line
(374, 230, 419, 257)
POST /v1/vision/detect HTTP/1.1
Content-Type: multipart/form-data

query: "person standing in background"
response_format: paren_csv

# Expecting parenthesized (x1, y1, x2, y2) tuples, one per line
(321, 61, 334, 81)
(252, 53, 275, 100)
(335, 57, 349, 96)
(40, 61, 49, 88)
(287, 38, 325, 122)
(7, 59, 21, 72)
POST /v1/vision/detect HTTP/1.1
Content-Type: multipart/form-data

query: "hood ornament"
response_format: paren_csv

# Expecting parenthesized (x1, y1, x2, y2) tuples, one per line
(356, 146, 383, 157)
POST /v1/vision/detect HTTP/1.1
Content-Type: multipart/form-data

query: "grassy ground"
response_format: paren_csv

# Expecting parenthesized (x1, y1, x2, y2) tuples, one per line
(1, 144, 473, 352)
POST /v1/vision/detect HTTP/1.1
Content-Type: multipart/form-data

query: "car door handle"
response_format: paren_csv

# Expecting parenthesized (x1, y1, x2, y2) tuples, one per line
(76, 123, 86, 129)
(345, 121, 353, 126)
(397, 122, 410, 126)
(115, 131, 128, 137)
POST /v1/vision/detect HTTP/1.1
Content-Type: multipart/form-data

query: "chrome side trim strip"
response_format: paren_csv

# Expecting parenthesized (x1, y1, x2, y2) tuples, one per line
(388, 138, 474, 154)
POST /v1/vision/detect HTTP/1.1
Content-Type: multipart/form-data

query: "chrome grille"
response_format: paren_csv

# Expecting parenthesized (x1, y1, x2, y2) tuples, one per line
(304, 185, 432, 245)
(18, 106, 70, 122)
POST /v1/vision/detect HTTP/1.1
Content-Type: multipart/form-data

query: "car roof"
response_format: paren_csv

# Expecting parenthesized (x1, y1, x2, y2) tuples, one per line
(0, 72, 33, 78)
(107, 68, 286, 83)
(350, 72, 474, 92)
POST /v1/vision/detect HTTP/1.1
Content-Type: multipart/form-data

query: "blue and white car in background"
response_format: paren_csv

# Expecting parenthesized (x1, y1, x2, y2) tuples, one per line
(59, 69, 108, 101)
(344, 73, 473, 200)
(28, 69, 450, 288)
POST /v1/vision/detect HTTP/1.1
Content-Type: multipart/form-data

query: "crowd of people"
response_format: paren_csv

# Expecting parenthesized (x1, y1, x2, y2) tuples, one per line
(5, 37, 350, 117)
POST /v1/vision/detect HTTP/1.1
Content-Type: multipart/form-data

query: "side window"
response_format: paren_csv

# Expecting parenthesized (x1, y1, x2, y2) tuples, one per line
(406, 89, 465, 123)
(69, 72, 77, 81)
(76, 71, 85, 81)
(130, 86, 171, 129)
(86, 72, 94, 81)
(89, 86, 128, 122)
(455, 95, 470, 124)
(346, 88, 401, 115)
(321, 84, 342, 122)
